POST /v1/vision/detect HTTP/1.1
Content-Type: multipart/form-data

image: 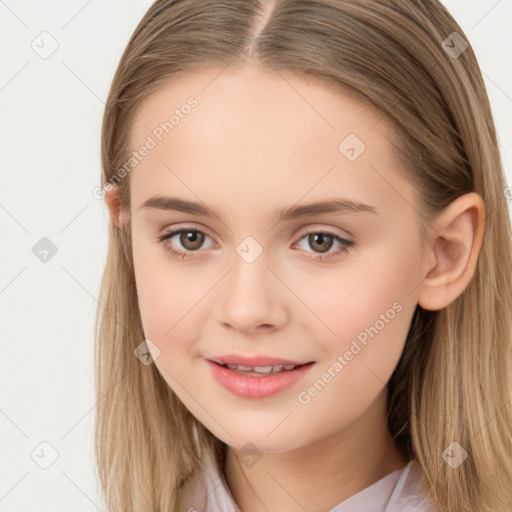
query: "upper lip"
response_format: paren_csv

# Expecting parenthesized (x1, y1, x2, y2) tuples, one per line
(207, 354, 315, 367)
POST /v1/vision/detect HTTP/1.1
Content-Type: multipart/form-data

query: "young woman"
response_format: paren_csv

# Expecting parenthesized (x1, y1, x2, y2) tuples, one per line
(94, 1, 512, 511)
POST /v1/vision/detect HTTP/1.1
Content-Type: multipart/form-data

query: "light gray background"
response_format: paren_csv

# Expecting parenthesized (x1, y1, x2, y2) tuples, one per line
(1, 1, 511, 510)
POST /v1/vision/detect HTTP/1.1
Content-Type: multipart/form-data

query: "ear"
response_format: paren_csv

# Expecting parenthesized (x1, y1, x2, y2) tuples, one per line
(417, 192, 485, 311)
(104, 185, 128, 228)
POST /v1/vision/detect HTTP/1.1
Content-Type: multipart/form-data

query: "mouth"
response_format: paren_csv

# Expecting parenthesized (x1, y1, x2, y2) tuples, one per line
(206, 360, 316, 398)
(210, 360, 313, 377)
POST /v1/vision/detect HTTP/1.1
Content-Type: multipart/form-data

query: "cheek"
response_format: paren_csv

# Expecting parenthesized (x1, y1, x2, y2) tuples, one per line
(293, 245, 418, 406)
(290, 304, 413, 446)
(297, 251, 415, 349)
(131, 231, 205, 352)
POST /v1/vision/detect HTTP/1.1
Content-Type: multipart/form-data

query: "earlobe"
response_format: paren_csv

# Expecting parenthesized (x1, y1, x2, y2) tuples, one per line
(104, 186, 127, 228)
(417, 192, 485, 311)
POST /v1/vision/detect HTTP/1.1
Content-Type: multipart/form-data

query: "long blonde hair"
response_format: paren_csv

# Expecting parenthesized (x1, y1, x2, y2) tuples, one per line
(94, 1, 512, 510)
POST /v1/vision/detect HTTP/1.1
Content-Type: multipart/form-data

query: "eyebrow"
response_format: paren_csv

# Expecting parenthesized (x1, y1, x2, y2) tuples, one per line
(138, 195, 378, 223)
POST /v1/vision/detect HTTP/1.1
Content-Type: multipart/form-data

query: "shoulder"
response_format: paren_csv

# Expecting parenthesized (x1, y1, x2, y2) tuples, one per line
(386, 459, 434, 512)
(180, 457, 434, 512)
(179, 454, 240, 512)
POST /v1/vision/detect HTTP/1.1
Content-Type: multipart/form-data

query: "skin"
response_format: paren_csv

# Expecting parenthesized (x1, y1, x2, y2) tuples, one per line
(105, 62, 485, 512)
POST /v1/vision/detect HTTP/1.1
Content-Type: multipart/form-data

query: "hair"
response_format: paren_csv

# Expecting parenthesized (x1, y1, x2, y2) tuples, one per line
(94, 1, 512, 511)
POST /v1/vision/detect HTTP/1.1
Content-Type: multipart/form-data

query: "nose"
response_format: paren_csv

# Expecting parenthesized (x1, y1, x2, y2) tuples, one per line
(216, 249, 288, 334)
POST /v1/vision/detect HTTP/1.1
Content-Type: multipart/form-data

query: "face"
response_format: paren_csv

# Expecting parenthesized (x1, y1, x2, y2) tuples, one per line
(126, 62, 429, 453)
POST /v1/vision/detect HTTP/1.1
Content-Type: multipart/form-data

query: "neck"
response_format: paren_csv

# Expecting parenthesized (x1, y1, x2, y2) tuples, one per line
(223, 389, 407, 512)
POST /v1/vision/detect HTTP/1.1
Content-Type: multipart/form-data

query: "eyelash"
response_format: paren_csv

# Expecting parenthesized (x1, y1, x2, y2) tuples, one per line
(155, 226, 355, 262)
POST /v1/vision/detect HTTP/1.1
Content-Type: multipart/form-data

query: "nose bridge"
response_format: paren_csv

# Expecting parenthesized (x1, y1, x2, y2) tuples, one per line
(229, 237, 272, 303)
(218, 236, 285, 330)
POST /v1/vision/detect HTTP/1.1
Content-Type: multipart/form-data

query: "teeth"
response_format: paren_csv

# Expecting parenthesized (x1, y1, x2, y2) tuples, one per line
(253, 365, 281, 373)
(224, 363, 300, 374)
(227, 364, 251, 371)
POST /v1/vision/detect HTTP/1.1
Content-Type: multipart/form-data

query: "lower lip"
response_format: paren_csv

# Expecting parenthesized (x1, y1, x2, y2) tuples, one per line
(206, 360, 315, 399)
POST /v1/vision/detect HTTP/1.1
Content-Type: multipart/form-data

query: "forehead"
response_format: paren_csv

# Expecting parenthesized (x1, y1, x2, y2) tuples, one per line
(130, 63, 383, 148)
(127, 63, 412, 217)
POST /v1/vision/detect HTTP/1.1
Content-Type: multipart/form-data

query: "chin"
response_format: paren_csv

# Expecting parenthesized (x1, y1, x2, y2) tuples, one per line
(210, 423, 309, 455)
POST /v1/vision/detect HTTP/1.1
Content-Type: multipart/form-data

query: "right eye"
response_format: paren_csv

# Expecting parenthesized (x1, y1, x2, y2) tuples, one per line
(156, 227, 215, 259)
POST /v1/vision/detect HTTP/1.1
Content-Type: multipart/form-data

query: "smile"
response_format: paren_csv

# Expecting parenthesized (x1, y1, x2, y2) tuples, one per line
(206, 360, 315, 398)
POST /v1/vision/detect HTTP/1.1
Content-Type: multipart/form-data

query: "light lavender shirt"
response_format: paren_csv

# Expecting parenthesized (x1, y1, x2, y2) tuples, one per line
(181, 456, 434, 511)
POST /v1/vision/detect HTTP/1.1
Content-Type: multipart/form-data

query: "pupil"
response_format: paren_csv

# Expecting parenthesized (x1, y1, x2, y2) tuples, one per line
(182, 230, 203, 249)
(311, 233, 332, 253)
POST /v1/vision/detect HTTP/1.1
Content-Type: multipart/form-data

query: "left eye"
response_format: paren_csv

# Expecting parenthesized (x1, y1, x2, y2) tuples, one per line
(294, 231, 354, 261)
(156, 227, 354, 261)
